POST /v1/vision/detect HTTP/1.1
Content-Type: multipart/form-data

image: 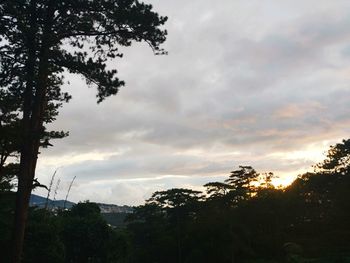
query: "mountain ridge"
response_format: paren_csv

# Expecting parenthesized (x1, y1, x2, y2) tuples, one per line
(29, 194, 133, 213)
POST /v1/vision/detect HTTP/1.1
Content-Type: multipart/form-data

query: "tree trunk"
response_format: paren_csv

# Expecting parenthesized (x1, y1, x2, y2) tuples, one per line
(11, 0, 37, 260)
(12, 158, 36, 263)
(11, 1, 53, 261)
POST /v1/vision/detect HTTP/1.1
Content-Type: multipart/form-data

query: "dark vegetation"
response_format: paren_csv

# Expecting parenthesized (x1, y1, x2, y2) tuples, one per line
(1, 139, 350, 262)
(0, 0, 167, 261)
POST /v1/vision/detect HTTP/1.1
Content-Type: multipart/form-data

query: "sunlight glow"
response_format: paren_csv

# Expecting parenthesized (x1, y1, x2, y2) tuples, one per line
(267, 140, 335, 164)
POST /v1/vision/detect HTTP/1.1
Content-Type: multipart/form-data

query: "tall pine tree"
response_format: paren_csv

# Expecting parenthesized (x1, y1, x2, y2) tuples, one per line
(0, 1, 167, 261)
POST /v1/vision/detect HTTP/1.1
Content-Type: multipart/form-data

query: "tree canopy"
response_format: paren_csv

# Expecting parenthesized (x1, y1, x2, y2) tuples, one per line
(1, 138, 350, 262)
(0, 0, 168, 261)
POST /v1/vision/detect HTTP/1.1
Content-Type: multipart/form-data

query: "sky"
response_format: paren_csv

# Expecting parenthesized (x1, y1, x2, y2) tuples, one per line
(34, 0, 350, 205)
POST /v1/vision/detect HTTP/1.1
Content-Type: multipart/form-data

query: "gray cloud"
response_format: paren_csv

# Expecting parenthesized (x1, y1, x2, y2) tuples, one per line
(37, 0, 350, 204)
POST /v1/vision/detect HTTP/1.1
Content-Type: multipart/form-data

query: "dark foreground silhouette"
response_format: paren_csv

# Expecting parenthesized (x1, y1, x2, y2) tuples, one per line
(1, 139, 350, 263)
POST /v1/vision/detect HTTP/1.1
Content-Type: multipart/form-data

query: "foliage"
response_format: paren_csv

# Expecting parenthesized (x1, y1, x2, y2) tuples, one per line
(60, 202, 129, 263)
(0, 201, 130, 263)
(315, 138, 350, 175)
(0, 139, 349, 262)
(0, 0, 168, 260)
(22, 209, 65, 263)
(125, 139, 350, 263)
(0, 191, 16, 261)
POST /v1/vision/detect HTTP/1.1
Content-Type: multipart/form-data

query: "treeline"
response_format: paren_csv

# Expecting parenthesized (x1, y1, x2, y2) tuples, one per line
(126, 139, 350, 263)
(1, 139, 350, 262)
(0, 199, 129, 262)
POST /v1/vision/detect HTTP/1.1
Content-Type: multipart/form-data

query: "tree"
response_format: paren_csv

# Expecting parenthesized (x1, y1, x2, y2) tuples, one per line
(0, 24, 67, 188)
(148, 188, 203, 210)
(22, 209, 65, 263)
(127, 189, 203, 263)
(315, 139, 350, 175)
(225, 166, 259, 203)
(0, 1, 167, 261)
(61, 202, 117, 263)
(148, 189, 203, 263)
(204, 181, 231, 199)
(127, 203, 170, 263)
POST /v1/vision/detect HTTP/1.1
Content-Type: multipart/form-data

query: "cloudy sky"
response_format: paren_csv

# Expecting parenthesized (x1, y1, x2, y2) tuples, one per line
(34, 0, 350, 205)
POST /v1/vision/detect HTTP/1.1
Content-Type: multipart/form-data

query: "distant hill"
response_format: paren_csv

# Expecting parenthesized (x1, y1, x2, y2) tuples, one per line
(29, 194, 75, 209)
(29, 194, 133, 214)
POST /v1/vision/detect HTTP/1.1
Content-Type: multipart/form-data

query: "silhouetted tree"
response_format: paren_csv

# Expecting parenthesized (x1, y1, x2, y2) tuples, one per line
(204, 181, 231, 199)
(225, 166, 259, 204)
(148, 189, 203, 263)
(315, 139, 350, 175)
(61, 202, 113, 263)
(0, 0, 167, 261)
(22, 209, 65, 263)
